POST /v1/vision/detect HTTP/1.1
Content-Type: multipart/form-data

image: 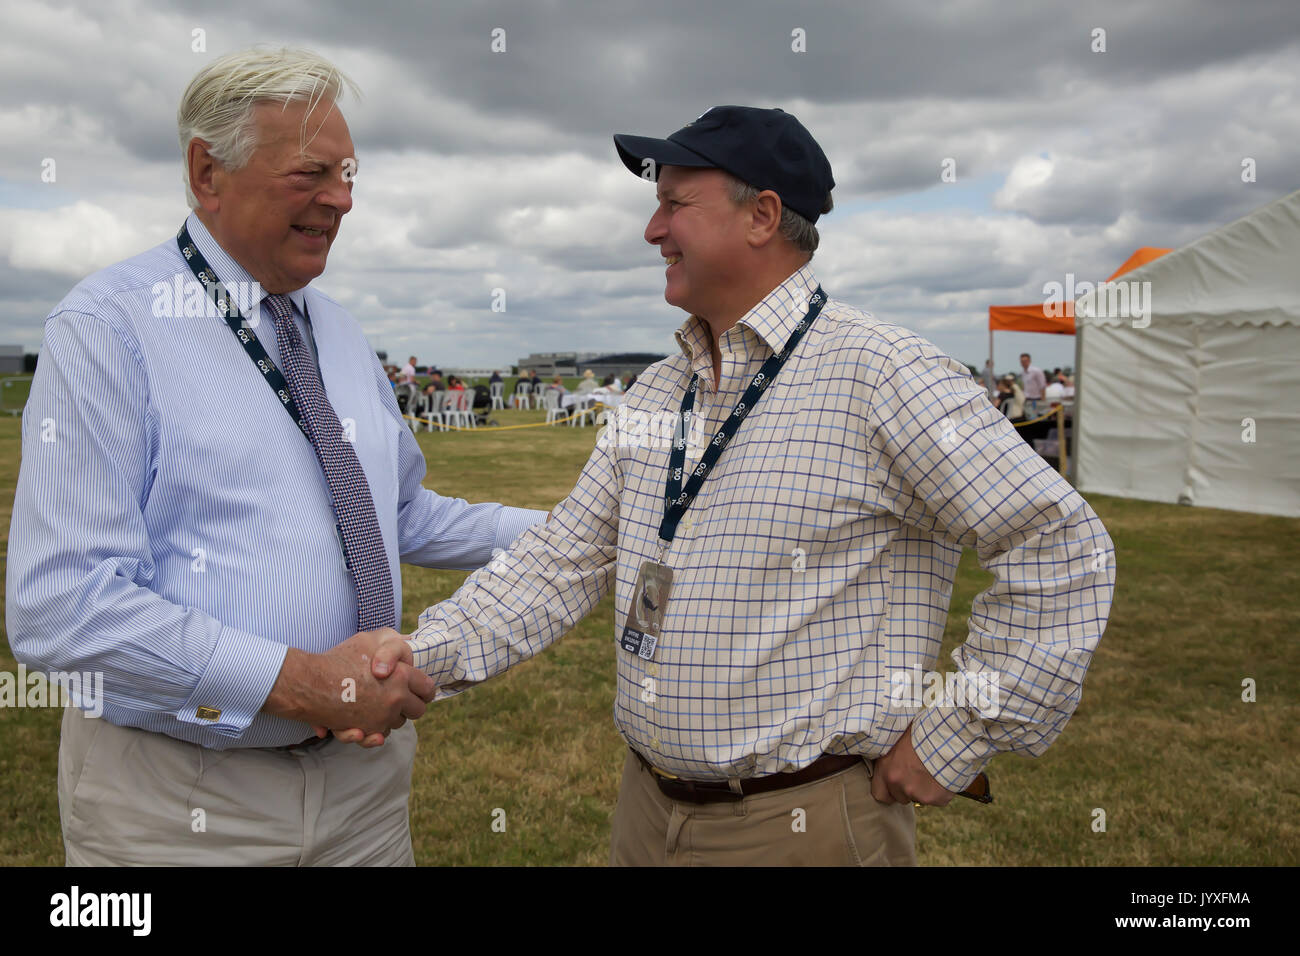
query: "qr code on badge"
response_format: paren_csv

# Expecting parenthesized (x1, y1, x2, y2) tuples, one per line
(638, 634, 657, 660)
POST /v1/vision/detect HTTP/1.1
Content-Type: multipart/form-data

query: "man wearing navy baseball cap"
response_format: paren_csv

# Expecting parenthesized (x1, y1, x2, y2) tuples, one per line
(359, 104, 1113, 866)
(614, 105, 835, 223)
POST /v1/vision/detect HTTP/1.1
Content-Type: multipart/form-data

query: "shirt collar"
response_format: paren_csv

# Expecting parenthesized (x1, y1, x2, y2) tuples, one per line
(673, 263, 821, 369)
(184, 212, 309, 317)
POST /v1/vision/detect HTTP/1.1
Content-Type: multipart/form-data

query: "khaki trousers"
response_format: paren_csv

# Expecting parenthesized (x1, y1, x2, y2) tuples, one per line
(609, 749, 916, 866)
(57, 706, 417, 866)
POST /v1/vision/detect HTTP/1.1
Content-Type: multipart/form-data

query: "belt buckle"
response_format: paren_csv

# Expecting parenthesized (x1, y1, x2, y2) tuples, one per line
(635, 747, 679, 780)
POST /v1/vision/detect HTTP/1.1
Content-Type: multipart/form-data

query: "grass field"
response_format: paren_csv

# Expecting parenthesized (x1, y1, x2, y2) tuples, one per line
(0, 374, 31, 417)
(1, 408, 1297, 866)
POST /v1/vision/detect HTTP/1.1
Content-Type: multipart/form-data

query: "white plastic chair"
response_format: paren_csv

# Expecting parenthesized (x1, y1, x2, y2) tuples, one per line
(490, 381, 505, 410)
(446, 390, 476, 429)
(393, 383, 419, 431)
(512, 382, 532, 410)
(407, 390, 428, 432)
(422, 390, 446, 432)
(569, 396, 597, 427)
(541, 389, 564, 425)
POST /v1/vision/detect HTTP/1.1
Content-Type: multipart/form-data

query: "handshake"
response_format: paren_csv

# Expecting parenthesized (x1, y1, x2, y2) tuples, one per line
(263, 628, 432, 748)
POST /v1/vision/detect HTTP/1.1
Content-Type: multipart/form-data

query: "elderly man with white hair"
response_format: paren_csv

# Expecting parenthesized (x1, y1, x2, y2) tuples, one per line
(6, 47, 545, 865)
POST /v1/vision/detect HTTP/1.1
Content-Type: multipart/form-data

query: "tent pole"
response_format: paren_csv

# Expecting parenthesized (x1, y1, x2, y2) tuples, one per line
(988, 326, 994, 395)
(1071, 319, 1082, 485)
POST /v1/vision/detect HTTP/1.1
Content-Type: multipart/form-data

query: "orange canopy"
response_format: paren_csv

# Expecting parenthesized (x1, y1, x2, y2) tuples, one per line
(988, 301, 1075, 334)
(1105, 246, 1171, 281)
(987, 247, 1171, 335)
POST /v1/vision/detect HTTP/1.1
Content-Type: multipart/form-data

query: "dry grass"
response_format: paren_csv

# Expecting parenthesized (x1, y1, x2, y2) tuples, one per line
(1, 410, 1296, 865)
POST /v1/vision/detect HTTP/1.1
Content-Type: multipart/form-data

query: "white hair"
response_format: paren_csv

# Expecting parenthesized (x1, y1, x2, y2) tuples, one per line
(177, 47, 361, 208)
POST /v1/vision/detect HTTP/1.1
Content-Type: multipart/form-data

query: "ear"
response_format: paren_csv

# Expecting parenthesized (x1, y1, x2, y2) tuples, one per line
(187, 139, 222, 214)
(746, 189, 784, 248)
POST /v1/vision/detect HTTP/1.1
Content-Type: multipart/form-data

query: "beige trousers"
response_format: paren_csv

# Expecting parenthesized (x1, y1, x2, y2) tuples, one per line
(57, 706, 417, 866)
(609, 749, 916, 866)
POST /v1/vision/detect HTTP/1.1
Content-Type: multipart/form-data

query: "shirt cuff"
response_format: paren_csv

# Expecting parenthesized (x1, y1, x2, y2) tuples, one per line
(175, 626, 289, 738)
(407, 628, 467, 693)
(492, 507, 549, 554)
(909, 705, 996, 793)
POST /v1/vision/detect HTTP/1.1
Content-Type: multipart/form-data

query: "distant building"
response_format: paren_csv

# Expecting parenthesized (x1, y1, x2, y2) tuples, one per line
(0, 345, 23, 374)
(515, 350, 668, 380)
(515, 351, 603, 377)
(442, 368, 499, 383)
(579, 352, 668, 381)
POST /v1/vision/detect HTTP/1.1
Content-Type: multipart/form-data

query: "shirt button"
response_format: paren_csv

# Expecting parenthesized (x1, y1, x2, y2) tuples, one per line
(647, 663, 658, 676)
(651, 738, 661, 750)
(681, 516, 693, 532)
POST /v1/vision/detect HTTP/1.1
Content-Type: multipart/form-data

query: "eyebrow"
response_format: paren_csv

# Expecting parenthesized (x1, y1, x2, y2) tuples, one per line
(295, 155, 358, 170)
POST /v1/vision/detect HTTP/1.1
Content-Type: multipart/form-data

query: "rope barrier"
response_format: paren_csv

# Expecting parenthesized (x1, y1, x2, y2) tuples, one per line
(1011, 406, 1067, 428)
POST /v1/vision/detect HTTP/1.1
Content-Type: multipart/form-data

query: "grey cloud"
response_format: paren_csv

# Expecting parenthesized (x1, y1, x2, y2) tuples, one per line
(1, 0, 1297, 368)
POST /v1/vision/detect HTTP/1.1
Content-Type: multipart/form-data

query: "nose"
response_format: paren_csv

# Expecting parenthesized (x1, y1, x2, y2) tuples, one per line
(319, 171, 354, 219)
(644, 203, 666, 247)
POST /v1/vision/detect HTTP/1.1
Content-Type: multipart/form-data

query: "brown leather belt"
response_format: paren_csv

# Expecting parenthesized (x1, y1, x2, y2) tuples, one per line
(633, 748, 864, 804)
(272, 732, 327, 751)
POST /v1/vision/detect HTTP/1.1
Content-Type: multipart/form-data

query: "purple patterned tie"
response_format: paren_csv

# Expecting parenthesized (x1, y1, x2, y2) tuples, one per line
(266, 294, 395, 631)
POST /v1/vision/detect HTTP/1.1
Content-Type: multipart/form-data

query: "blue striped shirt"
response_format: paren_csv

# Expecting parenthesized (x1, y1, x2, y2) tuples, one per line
(5, 213, 546, 749)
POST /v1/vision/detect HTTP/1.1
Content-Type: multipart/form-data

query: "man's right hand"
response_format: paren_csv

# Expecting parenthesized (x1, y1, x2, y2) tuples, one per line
(263, 628, 435, 744)
(315, 632, 426, 747)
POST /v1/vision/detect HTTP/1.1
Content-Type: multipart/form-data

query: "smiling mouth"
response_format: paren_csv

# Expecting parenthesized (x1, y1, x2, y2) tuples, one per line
(665, 255, 682, 265)
(294, 225, 328, 237)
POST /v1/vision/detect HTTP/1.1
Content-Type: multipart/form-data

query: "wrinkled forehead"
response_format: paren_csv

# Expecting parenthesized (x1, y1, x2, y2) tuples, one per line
(251, 98, 353, 157)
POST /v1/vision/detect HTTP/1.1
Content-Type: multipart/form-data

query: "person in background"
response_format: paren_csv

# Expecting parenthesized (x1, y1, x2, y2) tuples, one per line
(998, 374, 1025, 421)
(1057, 370, 1075, 399)
(624, 373, 638, 391)
(512, 371, 533, 409)
(980, 359, 996, 399)
(1019, 353, 1047, 418)
(399, 355, 417, 384)
(489, 370, 502, 385)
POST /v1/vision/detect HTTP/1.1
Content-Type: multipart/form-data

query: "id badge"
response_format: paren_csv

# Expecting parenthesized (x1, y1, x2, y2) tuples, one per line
(620, 561, 674, 661)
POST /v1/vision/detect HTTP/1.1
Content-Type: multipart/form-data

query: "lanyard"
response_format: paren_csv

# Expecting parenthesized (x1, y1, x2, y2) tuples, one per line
(175, 223, 311, 437)
(659, 286, 825, 545)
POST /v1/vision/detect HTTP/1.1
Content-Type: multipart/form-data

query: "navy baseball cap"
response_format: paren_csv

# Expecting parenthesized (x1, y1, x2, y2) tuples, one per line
(613, 105, 835, 223)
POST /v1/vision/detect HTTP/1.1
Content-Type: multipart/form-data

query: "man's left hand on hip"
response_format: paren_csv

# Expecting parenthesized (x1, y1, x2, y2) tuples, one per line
(871, 723, 955, 807)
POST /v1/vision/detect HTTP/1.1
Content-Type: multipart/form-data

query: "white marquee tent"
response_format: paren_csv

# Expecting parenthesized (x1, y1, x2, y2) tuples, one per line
(1074, 188, 1300, 518)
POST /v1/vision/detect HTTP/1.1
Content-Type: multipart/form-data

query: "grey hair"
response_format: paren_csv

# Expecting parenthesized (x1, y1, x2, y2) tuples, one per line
(177, 47, 361, 209)
(726, 175, 832, 257)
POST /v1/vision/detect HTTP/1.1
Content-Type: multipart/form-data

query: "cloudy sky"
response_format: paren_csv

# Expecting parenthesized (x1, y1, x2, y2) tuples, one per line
(2, 0, 1297, 374)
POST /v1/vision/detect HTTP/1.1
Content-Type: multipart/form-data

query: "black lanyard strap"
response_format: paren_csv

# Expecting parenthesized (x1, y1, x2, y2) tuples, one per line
(176, 223, 310, 437)
(659, 286, 826, 544)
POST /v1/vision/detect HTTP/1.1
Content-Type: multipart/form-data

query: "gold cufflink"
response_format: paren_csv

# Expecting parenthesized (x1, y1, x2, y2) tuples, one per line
(195, 706, 221, 721)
